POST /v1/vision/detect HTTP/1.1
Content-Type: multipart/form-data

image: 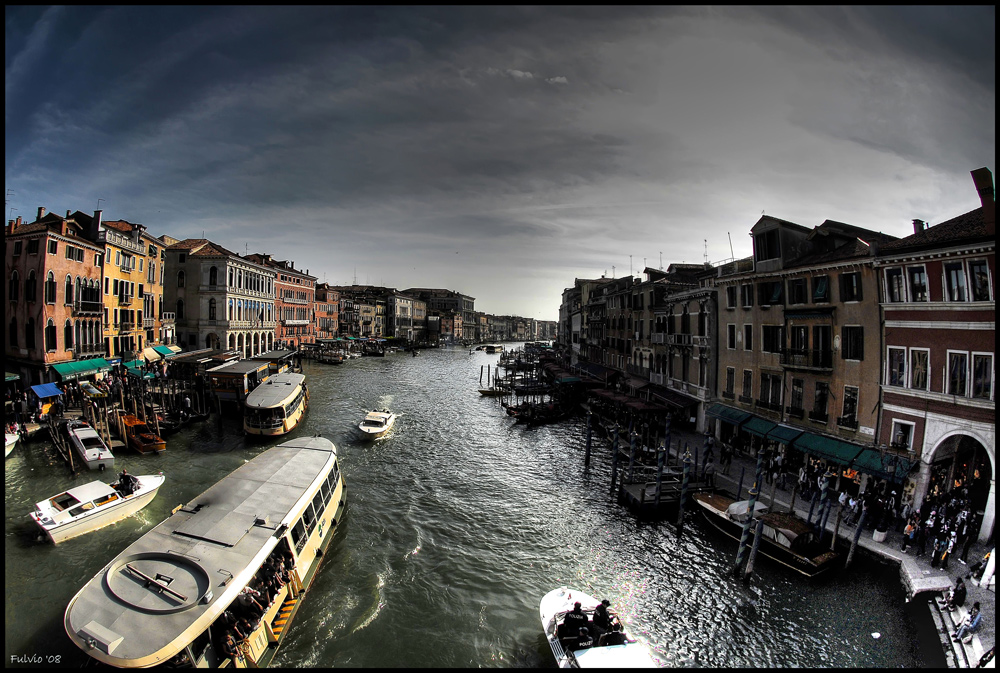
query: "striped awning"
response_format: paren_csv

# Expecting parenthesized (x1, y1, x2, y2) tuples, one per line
(142, 346, 162, 362)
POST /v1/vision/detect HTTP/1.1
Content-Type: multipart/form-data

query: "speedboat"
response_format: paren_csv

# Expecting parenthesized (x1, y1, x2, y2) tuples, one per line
(5, 432, 18, 458)
(120, 414, 166, 454)
(62, 419, 115, 470)
(30, 472, 165, 544)
(692, 492, 840, 577)
(540, 587, 656, 668)
(358, 410, 396, 439)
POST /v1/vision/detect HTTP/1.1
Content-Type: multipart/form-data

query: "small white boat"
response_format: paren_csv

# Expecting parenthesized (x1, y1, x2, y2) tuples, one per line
(5, 432, 18, 458)
(30, 472, 165, 544)
(358, 410, 396, 439)
(63, 419, 115, 470)
(540, 587, 656, 668)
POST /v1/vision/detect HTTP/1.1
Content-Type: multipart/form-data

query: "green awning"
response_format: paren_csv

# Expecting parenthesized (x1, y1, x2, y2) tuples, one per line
(153, 345, 177, 357)
(51, 358, 112, 380)
(5, 372, 20, 382)
(742, 416, 777, 438)
(791, 432, 867, 466)
(851, 448, 919, 483)
(706, 403, 752, 427)
(766, 424, 804, 445)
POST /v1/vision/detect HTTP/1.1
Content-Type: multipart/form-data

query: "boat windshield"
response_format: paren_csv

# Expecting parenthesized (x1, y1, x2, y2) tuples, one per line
(362, 418, 386, 427)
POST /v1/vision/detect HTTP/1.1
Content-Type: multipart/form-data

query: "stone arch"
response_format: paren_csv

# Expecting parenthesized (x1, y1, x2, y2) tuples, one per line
(918, 430, 995, 543)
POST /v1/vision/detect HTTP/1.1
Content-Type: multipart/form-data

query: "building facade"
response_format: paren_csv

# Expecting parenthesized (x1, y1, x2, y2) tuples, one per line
(244, 254, 316, 349)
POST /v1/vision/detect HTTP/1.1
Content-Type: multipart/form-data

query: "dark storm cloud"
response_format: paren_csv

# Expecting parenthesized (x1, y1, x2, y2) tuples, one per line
(5, 6, 995, 318)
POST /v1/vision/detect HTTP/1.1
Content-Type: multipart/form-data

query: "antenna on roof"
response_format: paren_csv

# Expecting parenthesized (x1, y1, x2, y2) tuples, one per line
(728, 233, 735, 259)
(704, 239, 708, 264)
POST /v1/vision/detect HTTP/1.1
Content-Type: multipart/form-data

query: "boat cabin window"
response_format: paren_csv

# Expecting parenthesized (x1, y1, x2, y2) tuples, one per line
(291, 519, 308, 553)
(303, 503, 317, 536)
(51, 494, 80, 511)
(321, 478, 332, 503)
(312, 490, 326, 516)
(67, 501, 96, 517)
(789, 532, 813, 550)
(93, 493, 120, 507)
(326, 466, 339, 493)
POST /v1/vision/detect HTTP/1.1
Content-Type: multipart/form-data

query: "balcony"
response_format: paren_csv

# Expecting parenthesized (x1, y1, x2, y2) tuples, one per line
(837, 415, 859, 430)
(650, 372, 666, 386)
(780, 348, 833, 370)
(692, 335, 709, 348)
(722, 389, 735, 400)
(756, 399, 782, 412)
(283, 319, 311, 326)
(160, 312, 176, 323)
(117, 294, 134, 306)
(143, 317, 155, 328)
(626, 363, 649, 378)
(72, 300, 103, 316)
(282, 297, 309, 305)
(668, 333, 692, 346)
(651, 333, 666, 344)
(809, 410, 828, 424)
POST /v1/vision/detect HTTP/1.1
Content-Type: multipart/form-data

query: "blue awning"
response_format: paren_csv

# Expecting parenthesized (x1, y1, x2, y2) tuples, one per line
(31, 383, 64, 399)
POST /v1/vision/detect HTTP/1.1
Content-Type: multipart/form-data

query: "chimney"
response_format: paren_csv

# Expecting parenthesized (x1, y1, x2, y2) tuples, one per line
(971, 167, 995, 236)
(90, 209, 103, 242)
(37, 206, 46, 221)
(912, 219, 926, 234)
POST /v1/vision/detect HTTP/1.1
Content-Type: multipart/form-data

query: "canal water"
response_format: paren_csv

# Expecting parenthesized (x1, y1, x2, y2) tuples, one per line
(5, 345, 943, 667)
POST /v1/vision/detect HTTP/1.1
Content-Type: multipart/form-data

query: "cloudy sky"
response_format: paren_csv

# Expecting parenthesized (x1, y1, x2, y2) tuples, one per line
(5, 6, 995, 320)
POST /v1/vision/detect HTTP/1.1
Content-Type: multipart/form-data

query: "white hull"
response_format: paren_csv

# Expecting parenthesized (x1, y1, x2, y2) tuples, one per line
(5, 433, 17, 458)
(65, 422, 115, 470)
(358, 412, 396, 440)
(33, 475, 164, 544)
(539, 587, 656, 668)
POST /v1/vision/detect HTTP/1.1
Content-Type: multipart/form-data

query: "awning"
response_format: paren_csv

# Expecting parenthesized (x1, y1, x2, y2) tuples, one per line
(851, 447, 919, 483)
(166, 344, 182, 353)
(6, 372, 20, 382)
(50, 358, 112, 380)
(154, 345, 178, 357)
(142, 346, 162, 362)
(651, 386, 699, 409)
(742, 416, 777, 438)
(791, 432, 867, 467)
(31, 383, 64, 399)
(706, 403, 752, 427)
(766, 424, 804, 445)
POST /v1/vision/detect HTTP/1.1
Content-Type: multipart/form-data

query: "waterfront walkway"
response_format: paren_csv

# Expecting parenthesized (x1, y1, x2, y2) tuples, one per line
(652, 424, 995, 668)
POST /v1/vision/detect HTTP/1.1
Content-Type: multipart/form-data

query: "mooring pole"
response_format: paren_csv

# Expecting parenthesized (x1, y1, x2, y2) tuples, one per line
(845, 509, 868, 569)
(830, 501, 844, 550)
(609, 425, 620, 497)
(676, 448, 692, 534)
(627, 431, 638, 484)
(807, 490, 819, 525)
(733, 481, 760, 576)
(789, 483, 798, 514)
(743, 517, 766, 584)
(655, 442, 666, 508)
(584, 411, 593, 467)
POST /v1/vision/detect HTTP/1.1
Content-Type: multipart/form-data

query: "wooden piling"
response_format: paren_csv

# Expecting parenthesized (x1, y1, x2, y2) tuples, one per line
(584, 412, 592, 467)
(676, 449, 691, 534)
(609, 426, 620, 497)
(655, 443, 666, 508)
(627, 432, 637, 483)
(845, 509, 868, 569)
(733, 482, 760, 576)
(743, 517, 765, 584)
(830, 502, 844, 550)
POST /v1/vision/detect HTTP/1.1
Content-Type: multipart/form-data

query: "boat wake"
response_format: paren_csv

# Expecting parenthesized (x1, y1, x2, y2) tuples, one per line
(351, 571, 387, 634)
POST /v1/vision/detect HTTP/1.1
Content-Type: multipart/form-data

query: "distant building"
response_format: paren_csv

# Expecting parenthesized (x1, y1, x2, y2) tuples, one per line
(244, 254, 316, 349)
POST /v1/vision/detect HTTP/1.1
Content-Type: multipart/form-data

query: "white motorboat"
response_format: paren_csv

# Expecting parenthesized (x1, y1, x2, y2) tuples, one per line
(540, 587, 656, 668)
(30, 472, 165, 544)
(5, 432, 18, 458)
(63, 419, 115, 470)
(359, 410, 396, 439)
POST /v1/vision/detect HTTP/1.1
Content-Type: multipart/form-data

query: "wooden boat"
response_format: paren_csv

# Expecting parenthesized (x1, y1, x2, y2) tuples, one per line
(62, 419, 115, 470)
(540, 587, 656, 668)
(692, 492, 840, 577)
(244, 372, 308, 437)
(120, 414, 166, 455)
(478, 385, 509, 397)
(358, 410, 396, 439)
(5, 432, 18, 458)
(64, 436, 346, 668)
(30, 472, 164, 544)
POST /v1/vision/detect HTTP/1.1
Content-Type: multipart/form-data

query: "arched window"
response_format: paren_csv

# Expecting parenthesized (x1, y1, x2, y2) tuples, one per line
(176, 299, 185, 320)
(45, 271, 57, 304)
(66, 275, 74, 305)
(65, 319, 74, 349)
(228, 299, 234, 320)
(9, 318, 18, 348)
(25, 270, 36, 302)
(25, 317, 36, 349)
(209, 298, 217, 320)
(209, 266, 218, 286)
(228, 268, 234, 287)
(8, 271, 18, 302)
(177, 270, 185, 288)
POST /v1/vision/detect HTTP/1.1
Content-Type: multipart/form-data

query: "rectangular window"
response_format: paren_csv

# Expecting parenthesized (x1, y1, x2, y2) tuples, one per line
(945, 262, 967, 302)
(740, 284, 754, 308)
(48, 239, 58, 255)
(727, 323, 736, 350)
(115, 251, 121, 266)
(726, 286, 737, 309)
(813, 382, 830, 418)
(13, 241, 22, 256)
(27, 239, 39, 254)
(840, 386, 859, 427)
(812, 275, 830, 302)
(910, 349, 929, 391)
(741, 370, 754, 401)
(790, 378, 804, 412)
(887, 347, 906, 386)
(948, 352, 968, 396)
(969, 260, 991, 301)
(759, 372, 782, 409)
(787, 278, 807, 305)
(907, 266, 928, 302)
(790, 325, 808, 352)
(743, 324, 753, 351)
(725, 367, 735, 396)
(761, 325, 782, 354)
(972, 354, 993, 400)
(891, 421, 914, 451)
(754, 229, 780, 261)
(842, 325, 864, 360)
(886, 268, 905, 302)
(840, 272, 862, 302)
(65, 245, 75, 259)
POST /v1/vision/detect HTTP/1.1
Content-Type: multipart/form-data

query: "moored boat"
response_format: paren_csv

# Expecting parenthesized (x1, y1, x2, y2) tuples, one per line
(64, 435, 347, 668)
(5, 432, 18, 458)
(692, 492, 840, 577)
(62, 419, 115, 470)
(244, 372, 309, 437)
(540, 587, 656, 668)
(358, 410, 396, 439)
(120, 414, 166, 455)
(30, 471, 165, 544)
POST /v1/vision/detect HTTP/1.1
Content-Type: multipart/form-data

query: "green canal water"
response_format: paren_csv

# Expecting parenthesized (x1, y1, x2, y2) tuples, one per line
(4, 345, 944, 667)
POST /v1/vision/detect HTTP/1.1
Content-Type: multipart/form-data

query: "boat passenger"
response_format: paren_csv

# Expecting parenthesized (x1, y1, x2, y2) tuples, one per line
(221, 632, 240, 662)
(593, 599, 613, 633)
(563, 601, 588, 630)
(576, 627, 594, 649)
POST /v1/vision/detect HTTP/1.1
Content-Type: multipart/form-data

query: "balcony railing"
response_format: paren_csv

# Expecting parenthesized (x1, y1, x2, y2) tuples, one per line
(837, 415, 859, 430)
(160, 312, 176, 323)
(780, 348, 833, 370)
(651, 333, 667, 344)
(650, 372, 666, 386)
(808, 410, 828, 424)
(722, 389, 735, 400)
(626, 363, 649, 378)
(72, 300, 103, 316)
(756, 399, 782, 412)
(117, 294, 134, 306)
(282, 319, 311, 326)
(668, 333, 692, 346)
(142, 317, 155, 328)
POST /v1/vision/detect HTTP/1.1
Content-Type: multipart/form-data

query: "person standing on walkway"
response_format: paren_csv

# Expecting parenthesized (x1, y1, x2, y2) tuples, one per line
(720, 443, 733, 476)
(901, 519, 915, 553)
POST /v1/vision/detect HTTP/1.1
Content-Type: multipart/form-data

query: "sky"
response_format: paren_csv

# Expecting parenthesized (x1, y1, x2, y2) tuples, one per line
(5, 6, 995, 321)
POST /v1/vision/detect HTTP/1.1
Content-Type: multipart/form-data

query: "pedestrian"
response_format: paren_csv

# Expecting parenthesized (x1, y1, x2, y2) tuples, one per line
(704, 457, 716, 489)
(945, 577, 967, 612)
(952, 602, 982, 644)
(959, 515, 977, 564)
(915, 522, 928, 557)
(720, 443, 733, 476)
(901, 519, 915, 553)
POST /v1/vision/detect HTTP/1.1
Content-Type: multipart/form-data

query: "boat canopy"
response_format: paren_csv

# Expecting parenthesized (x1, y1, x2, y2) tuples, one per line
(65, 480, 117, 504)
(31, 382, 64, 399)
(726, 500, 769, 523)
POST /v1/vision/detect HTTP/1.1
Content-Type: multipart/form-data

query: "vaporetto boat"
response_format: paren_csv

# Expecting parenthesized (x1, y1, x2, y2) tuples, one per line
(540, 587, 657, 668)
(243, 372, 309, 437)
(31, 472, 164, 544)
(63, 435, 346, 668)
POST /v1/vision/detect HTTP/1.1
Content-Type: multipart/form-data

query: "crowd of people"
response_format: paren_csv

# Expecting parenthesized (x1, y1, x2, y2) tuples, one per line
(216, 547, 297, 663)
(557, 599, 626, 652)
